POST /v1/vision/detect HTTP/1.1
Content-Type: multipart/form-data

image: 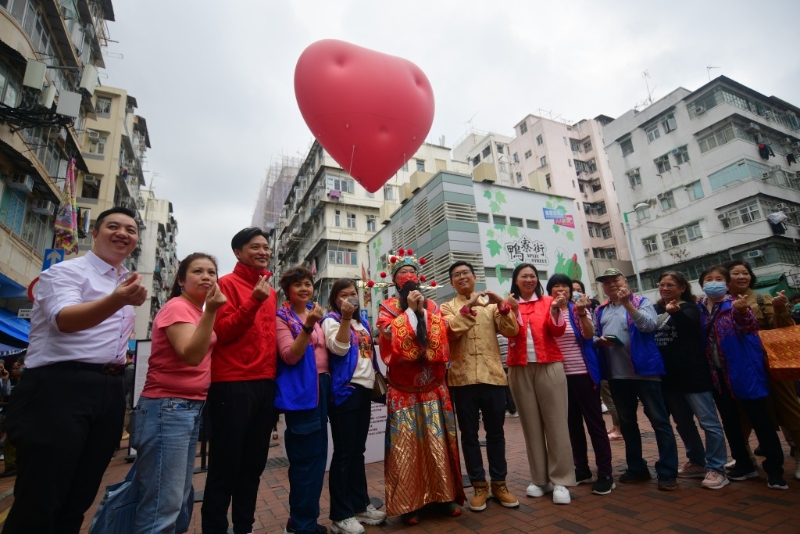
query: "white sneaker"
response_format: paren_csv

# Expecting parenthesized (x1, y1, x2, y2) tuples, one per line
(601, 402, 609, 414)
(505, 410, 519, 418)
(552, 485, 571, 504)
(355, 504, 386, 525)
(526, 481, 554, 497)
(331, 517, 365, 534)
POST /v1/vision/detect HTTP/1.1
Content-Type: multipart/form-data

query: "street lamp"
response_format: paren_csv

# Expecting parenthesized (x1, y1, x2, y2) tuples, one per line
(622, 202, 651, 293)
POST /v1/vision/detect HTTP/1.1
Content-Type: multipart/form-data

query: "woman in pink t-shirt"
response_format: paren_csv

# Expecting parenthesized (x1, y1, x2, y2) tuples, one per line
(130, 253, 226, 533)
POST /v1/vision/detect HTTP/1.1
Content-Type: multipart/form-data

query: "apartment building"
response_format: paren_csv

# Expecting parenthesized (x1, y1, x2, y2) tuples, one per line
(507, 114, 629, 298)
(267, 140, 469, 307)
(452, 131, 515, 187)
(603, 76, 800, 300)
(0, 0, 112, 339)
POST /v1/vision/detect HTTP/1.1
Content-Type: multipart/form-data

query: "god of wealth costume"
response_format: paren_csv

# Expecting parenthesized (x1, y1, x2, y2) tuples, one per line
(376, 255, 465, 517)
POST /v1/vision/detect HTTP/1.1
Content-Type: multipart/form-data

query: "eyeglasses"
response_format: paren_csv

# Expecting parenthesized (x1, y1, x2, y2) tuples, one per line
(451, 270, 472, 279)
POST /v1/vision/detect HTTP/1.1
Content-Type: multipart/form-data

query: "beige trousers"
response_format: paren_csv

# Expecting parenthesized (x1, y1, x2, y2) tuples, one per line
(508, 362, 576, 487)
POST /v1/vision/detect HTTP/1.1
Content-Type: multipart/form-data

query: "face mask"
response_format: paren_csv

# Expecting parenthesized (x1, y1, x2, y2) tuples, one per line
(703, 281, 728, 298)
(573, 291, 582, 301)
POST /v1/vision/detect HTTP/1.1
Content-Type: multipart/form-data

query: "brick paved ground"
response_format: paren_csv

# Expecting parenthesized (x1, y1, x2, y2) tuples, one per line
(0, 406, 798, 533)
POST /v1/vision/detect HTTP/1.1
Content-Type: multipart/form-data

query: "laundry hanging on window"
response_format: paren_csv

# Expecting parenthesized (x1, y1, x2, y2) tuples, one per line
(758, 143, 775, 160)
(787, 153, 796, 165)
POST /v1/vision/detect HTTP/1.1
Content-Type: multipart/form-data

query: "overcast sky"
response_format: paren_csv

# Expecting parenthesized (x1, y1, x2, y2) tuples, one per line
(104, 0, 800, 275)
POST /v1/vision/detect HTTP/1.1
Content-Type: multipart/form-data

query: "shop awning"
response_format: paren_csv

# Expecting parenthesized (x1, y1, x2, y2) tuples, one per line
(0, 308, 30, 343)
(754, 273, 790, 297)
(0, 271, 27, 299)
(0, 342, 25, 357)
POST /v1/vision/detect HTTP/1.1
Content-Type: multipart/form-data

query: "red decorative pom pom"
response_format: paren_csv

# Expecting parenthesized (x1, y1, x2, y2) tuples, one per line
(430, 281, 437, 287)
(367, 280, 375, 287)
(398, 249, 405, 257)
(390, 256, 397, 263)
(406, 249, 413, 255)
(419, 275, 427, 282)
(380, 271, 387, 278)
(419, 257, 426, 265)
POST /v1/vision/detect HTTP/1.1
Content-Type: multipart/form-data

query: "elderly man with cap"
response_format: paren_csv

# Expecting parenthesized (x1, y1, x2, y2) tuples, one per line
(376, 249, 465, 526)
(592, 268, 679, 491)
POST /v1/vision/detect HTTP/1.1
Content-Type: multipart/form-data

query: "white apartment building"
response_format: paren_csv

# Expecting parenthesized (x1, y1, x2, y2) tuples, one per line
(508, 114, 630, 297)
(266, 140, 468, 306)
(603, 76, 800, 301)
(452, 131, 515, 187)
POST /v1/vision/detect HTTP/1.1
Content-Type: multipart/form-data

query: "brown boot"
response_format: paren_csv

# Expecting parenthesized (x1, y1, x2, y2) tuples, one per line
(468, 481, 489, 511)
(490, 481, 520, 508)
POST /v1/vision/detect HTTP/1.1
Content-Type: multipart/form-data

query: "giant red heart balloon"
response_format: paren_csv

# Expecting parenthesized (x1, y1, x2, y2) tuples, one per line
(294, 40, 435, 193)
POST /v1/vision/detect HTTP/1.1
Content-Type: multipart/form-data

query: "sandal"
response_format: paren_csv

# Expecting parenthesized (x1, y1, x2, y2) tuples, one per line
(401, 511, 421, 525)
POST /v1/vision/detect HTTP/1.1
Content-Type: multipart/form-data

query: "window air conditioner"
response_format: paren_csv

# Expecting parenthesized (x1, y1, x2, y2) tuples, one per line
(695, 106, 705, 114)
(775, 203, 786, 210)
(83, 174, 99, 186)
(671, 149, 679, 155)
(761, 172, 772, 179)
(31, 200, 55, 215)
(745, 250, 763, 259)
(772, 165, 782, 171)
(87, 129, 99, 139)
(787, 206, 798, 214)
(717, 213, 728, 220)
(748, 122, 761, 131)
(8, 174, 34, 193)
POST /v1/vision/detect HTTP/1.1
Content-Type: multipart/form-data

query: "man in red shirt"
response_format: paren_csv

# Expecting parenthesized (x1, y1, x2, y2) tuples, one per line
(201, 227, 277, 534)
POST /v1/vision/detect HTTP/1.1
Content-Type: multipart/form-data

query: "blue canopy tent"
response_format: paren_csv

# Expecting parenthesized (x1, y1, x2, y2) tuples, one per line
(0, 307, 29, 344)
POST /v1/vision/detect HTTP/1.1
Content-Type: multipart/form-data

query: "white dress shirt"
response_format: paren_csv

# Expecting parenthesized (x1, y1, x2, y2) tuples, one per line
(24, 251, 136, 368)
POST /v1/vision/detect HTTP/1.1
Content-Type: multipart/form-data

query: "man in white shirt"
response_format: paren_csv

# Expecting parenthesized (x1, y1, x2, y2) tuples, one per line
(3, 207, 147, 534)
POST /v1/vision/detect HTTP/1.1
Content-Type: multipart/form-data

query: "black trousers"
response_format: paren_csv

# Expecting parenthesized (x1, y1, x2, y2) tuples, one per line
(3, 365, 125, 534)
(201, 379, 276, 534)
(713, 371, 784, 478)
(450, 383, 508, 482)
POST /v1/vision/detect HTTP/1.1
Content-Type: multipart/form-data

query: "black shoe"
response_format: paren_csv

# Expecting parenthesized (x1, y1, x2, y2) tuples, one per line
(0, 469, 17, 478)
(284, 519, 327, 534)
(657, 478, 678, 491)
(618, 470, 651, 483)
(575, 470, 593, 485)
(727, 465, 758, 481)
(591, 475, 615, 495)
(767, 475, 789, 490)
(754, 446, 765, 457)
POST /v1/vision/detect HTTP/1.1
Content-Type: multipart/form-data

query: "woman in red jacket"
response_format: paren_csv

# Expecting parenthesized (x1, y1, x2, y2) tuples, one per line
(506, 264, 575, 505)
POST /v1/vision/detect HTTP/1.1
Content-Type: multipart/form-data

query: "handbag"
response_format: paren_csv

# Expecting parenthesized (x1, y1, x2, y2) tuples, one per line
(89, 461, 139, 534)
(758, 325, 800, 381)
(372, 370, 388, 399)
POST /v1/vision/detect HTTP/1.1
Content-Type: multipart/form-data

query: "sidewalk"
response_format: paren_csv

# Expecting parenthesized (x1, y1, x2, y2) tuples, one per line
(0, 406, 798, 533)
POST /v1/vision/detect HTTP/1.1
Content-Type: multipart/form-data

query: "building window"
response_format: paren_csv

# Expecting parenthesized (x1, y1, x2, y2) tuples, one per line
(645, 123, 661, 143)
(579, 182, 585, 193)
(659, 191, 676, 210)
(416, 159, 425, 171)
(334, 210, 341, 226)
(536, 134, 543, 145)
(402, 162, 408, 172)
(673, 145, 690, 164)
(328, 246, 357, 266)
(707, 159, 771, 190)
(513, 152, 519, 163)
(482, 145, 491, 158)
(584, 140, 593, 152)
(346, 212, 356, 229)
(509, 217, 523, 227)
(524, 150, 532, 159)
(366, 215, 376, 232)
(95, 96, 112, 116)
(570, 139, 581, 152)
(636, 207, 651, 221)
(567, 159, 572, 167)
(383, 184, 395, 200)
(587, 158, 597, 173)
(81, 177, 100, 199)
(499, 162, 507, 172)
(661, 112, 677, 133)
(627, 168, 642, 187)
(0, 60, 22, 107)
(477, 212, 490, 223)
(654, 154, 671, 173)
(643, 236, 658, 254)
(662, 223, 702, 249)
(720, 199, 762, 228)
(472, 155, 481, 167)
(365, 191, 374, 199)
(621, 138, 634, 156)
(540, 156, 547, 167)
(591, 180, 602, 192)
(492, 214, 507, 225)
(686, 180, 704, 200)
(0, 188, 26, 234)
(88, 133, 108, 155)
(545, 174, 552, 188)
(601, 225, 612, 239)
(698, 124, 736, 153)
(495, 143, 504, 154)
(520, 122, 528, 135)
(515, 172, 522, 183)
(526, 219, 540, 229)
(326, 175, 355, 193)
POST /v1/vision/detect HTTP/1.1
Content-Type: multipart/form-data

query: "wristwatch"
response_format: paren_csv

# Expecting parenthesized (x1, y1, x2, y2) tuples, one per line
(302, 324, 314, 335)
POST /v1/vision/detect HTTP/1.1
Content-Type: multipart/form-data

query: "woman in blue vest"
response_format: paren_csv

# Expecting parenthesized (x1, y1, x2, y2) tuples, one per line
(322, 279, 386, 534)
(697, 265, 786, 490)
(546, 274, 614, 496)
(275, 266, 328, 534)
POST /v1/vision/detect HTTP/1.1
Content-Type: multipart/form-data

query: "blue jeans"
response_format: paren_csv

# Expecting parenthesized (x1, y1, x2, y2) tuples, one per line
(329, 384, 371, 521)
(610, 379, 678, 481)
(663, 390, 727, 474)
(131, 396, 204, 534)
(285, 373, 330, 534)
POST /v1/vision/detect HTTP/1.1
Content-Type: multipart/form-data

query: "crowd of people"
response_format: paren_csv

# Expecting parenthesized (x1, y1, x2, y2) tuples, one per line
(0, 211, 798, 534)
